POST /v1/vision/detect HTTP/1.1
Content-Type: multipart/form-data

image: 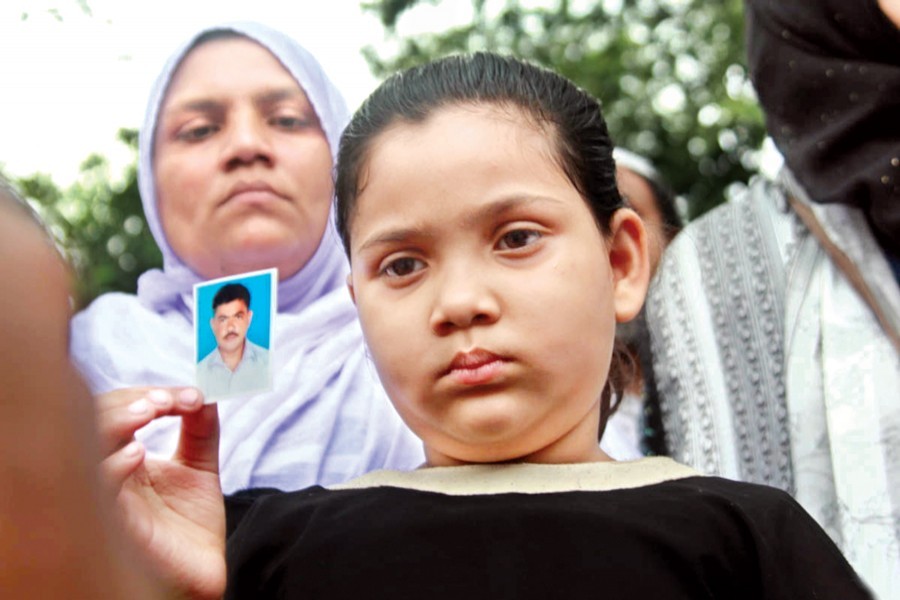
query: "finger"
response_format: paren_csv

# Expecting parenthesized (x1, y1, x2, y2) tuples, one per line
(95, 386, 159, 414)
(97, 396, 161, 456)
(96, 387, 205, 455)
(171, 386, 207, 413)
(174, 400, 219, 475)
(95, 387, 167, 450)
(100, 439, 145, 491)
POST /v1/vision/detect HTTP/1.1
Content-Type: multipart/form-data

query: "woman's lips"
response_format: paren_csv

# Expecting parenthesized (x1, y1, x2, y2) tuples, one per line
(444, 349, 507, 386)
(223, 181, 284, 206)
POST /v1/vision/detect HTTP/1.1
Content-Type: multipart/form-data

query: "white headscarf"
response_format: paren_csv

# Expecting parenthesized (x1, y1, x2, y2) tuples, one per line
(70, 21, 423, 493)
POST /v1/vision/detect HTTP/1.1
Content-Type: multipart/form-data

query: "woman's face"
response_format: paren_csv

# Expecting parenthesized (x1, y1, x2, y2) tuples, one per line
(154, 37, 334, 281)
(347, 104, 648, 466)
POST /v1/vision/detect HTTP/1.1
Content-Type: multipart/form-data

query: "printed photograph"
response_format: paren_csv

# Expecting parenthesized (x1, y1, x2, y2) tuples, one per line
(193, 268, 276, 401)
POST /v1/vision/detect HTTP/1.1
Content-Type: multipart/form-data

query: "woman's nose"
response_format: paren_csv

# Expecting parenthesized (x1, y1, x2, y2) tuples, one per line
(429, 265, 500, 336)
(222, 111, 273, 170)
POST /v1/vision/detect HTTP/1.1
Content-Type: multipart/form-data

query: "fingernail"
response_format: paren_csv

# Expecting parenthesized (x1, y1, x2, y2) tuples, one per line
(123, 440, 142, 456)
(147, 389, 171, 406)
(178, 388, 200, 407)
(128, 399, 151, 415)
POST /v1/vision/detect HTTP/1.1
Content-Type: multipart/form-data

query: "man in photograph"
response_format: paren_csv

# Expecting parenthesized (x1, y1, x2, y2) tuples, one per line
(197, 283, 269, 398)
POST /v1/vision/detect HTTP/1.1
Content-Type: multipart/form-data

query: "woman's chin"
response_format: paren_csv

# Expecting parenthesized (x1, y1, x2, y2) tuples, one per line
(183, 241, 310, 281)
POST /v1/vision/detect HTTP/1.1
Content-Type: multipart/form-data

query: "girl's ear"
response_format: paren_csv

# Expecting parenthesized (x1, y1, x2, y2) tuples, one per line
(346, 273, 357, 306)
(607, 208, 650, 323)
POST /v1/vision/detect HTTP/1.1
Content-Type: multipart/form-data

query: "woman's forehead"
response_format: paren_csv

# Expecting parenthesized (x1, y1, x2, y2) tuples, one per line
(164, 37, 303, 103)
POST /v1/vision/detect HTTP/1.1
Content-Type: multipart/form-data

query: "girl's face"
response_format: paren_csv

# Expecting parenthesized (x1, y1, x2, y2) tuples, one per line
(154, 37, 334, 281)
(347, 104, 649, 466)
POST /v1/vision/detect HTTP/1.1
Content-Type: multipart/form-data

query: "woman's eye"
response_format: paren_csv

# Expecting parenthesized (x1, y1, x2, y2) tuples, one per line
(177, 124, 218, 142)
(497, 229, 542, 250)
(382, 257, 424, 278)
(270, 115, 311, 130)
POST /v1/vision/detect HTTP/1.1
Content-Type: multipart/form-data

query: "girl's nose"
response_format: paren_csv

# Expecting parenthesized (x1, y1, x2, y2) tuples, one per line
(429, 265, 500, 336)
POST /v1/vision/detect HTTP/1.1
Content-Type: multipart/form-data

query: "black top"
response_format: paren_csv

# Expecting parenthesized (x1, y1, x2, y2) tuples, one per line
(745, 0, 900, 257)
(225, 474, 871, 599)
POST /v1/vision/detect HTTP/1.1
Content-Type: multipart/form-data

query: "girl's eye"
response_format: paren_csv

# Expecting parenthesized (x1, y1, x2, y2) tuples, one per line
(497, 229, 542, 250)
(381, 256, 425, 278)
(177, 124, 219, 142)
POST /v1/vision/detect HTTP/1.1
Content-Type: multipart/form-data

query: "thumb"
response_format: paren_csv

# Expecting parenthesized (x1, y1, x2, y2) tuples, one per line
(174, 394, 219, 474)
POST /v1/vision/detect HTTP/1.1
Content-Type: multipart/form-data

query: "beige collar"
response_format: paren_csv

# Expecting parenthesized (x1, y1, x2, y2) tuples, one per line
(331, 457, 700, 496)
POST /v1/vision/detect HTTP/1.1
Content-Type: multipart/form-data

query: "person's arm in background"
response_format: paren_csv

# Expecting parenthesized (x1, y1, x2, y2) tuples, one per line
(0, 183, 166, 599)
(878, 0, 900, 27)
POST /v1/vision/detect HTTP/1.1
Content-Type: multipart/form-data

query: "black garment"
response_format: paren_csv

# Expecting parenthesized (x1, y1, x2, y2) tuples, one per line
(745, 0, 900, 257)
(225, 475, 870, 599)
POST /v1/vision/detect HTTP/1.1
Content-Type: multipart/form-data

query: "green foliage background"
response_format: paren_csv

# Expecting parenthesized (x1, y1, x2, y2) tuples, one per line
(9, 0, 764, 309)
(13, 129, 161, 310)
(362, 0, 765, 218)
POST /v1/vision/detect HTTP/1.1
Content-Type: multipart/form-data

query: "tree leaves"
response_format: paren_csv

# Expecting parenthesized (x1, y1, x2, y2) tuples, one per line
(16, 128, 161, 309)
(362, 0, 765, 219)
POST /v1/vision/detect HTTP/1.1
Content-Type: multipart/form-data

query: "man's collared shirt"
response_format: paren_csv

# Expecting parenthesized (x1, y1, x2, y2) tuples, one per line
(197, 339, 270, 399)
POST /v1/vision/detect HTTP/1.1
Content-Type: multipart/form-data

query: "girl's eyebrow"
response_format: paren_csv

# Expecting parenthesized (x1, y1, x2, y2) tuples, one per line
(459, 195, 563, 229)
(356, 195, 563, 254)
(356, 227, 434, 255)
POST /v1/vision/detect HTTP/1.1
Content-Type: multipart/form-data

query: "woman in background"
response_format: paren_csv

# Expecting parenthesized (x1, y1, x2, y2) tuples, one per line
(602, 147, 681, 460)
(646, 1, 899, 595)
(69, 22, 422, 494)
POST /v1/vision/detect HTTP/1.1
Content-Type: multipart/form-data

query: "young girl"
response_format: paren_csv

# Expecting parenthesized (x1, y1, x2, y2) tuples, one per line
(98, 53, 871, 599)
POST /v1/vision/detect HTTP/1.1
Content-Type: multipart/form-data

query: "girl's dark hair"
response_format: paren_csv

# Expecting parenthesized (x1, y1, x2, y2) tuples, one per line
(334, 52, 623, 255)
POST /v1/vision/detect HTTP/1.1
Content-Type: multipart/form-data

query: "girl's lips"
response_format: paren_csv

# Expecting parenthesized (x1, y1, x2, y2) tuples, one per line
(444, 349, 507, 386)
(449, 358, 505, 386)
